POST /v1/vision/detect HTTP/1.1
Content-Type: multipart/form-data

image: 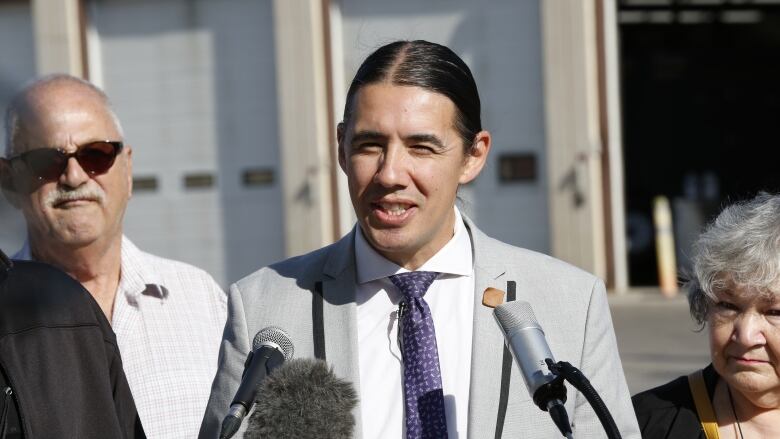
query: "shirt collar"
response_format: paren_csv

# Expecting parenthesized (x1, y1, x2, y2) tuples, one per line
(119, 235, 169, 303)
(355, 206, 473, 284)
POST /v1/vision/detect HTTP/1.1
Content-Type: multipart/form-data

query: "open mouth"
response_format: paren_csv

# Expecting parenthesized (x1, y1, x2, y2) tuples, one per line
(377, 202, 410, 216)
(370, 201, 416, 225)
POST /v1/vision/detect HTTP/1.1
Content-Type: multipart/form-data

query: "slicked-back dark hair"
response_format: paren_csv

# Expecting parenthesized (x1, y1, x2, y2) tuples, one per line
(342, 40, 482, 151)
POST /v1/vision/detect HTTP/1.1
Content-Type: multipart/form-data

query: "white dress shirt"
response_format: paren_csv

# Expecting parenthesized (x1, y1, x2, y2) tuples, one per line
(15, 236, 227, 439)
(354, 207, 475, 438)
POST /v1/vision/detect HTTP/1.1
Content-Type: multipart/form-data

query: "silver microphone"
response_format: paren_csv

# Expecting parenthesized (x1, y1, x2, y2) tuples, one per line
(494, 300, 573, 438)
(220, 327, 294, 439)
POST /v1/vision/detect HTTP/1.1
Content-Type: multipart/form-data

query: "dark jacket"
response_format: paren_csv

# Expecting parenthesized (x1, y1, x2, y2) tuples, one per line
(631, 364, 719, 439)
(0, 249, 145, 438)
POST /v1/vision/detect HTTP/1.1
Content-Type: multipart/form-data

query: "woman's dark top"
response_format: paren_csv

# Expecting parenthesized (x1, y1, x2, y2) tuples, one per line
(631, 364, 719, 439)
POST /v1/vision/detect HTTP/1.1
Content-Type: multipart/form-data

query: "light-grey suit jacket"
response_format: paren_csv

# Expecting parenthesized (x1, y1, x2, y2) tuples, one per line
(200, 217, 640, 438)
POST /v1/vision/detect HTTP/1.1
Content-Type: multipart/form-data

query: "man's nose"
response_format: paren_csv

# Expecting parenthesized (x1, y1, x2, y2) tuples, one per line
(373, 145, 410, 188)
(59, 157, 90, 188)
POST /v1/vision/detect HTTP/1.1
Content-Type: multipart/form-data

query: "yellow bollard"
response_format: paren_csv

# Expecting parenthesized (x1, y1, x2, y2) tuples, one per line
(653, 196, 679, 297)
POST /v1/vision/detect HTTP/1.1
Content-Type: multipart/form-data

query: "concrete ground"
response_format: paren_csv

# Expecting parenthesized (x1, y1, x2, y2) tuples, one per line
(608, 290, 711, 395)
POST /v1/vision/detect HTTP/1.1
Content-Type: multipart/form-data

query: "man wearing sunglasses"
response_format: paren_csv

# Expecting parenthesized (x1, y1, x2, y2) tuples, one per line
(0, 74, 227, 439)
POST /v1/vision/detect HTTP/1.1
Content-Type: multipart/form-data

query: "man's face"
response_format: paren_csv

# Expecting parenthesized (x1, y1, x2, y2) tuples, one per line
(338, 83, 489, 269)
(2, 85, 132, 250)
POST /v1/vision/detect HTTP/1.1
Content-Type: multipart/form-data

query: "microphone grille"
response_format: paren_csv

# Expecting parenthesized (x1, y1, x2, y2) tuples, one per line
(494, 300, 540, 332)
(253, 326, 295, 361)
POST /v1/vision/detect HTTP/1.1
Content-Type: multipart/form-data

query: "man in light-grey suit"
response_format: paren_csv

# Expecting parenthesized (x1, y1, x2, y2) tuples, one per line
(201, 40, 639, 438)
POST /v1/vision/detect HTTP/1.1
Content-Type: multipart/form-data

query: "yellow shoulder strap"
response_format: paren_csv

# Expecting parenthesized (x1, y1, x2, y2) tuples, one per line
(688, 369, 720, 439)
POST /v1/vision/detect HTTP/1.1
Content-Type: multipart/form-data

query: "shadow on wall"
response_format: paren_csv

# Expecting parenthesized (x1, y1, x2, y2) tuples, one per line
(0, 81, 31, 255)
(0, 0, 36, 254)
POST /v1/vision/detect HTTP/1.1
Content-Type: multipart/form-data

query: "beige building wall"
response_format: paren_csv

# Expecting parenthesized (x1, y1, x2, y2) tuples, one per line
(31, 0, 84, 76)
(541, 0, 623, 286)
(272, 0, 337, 256)
(23, 0, 629, 289)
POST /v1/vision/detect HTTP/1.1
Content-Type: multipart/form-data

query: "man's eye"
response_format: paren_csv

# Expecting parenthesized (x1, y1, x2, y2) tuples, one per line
(354, 143, 382, 152)
(410, 145, 435, 154)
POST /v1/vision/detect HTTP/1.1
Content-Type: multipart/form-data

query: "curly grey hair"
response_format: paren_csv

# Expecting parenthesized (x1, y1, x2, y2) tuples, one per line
(688, 192, 780, 325)
(3, 73, 123, 158)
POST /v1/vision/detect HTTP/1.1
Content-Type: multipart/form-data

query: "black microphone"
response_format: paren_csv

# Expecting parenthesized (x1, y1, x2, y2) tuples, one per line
(219, 327, 295, 439)
(245, 358, 358, 439)
(494, 300, 573, 438)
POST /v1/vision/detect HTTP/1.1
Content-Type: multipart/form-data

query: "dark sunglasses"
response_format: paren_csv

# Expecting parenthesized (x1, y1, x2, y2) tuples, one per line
(3, 141, 124, 182)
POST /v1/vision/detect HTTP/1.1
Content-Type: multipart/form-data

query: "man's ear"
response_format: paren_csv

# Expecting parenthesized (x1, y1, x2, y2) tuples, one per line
(459, 130, 491, 184)
(337, 122, 347, 173)
(125, 145, 133, 197)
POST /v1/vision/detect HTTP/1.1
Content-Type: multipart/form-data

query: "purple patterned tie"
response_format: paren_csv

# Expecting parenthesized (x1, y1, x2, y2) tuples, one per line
(390, 271, 448, 439)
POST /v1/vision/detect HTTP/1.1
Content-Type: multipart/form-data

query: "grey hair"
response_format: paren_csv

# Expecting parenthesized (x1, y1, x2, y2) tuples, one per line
(687, 192, 780, 325)
(3, 73, 124, 157)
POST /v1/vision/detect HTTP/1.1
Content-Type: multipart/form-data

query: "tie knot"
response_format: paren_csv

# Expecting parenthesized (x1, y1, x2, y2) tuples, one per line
(389, 271, 439, 299)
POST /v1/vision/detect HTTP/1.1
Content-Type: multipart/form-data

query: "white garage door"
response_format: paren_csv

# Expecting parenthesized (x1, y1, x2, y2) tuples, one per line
(88, 0, 284, 286)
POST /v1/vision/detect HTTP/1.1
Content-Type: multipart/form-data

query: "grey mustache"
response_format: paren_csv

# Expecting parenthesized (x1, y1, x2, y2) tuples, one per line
(45, 185, 105, 206)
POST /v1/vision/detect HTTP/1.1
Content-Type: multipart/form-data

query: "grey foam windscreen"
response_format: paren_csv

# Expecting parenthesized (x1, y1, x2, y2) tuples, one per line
(246, 358, 358, 439)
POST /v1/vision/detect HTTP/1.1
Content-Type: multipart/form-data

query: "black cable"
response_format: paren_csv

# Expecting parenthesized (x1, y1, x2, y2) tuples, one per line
(546, 359, 622, 439)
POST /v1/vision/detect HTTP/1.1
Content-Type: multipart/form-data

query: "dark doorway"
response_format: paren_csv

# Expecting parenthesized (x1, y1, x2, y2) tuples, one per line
(618, 1, 780, 285)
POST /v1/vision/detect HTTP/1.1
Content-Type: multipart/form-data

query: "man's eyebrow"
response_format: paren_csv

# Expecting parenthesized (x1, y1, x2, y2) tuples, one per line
(405, 133, 445, 150)
(350, 130, 387, 144)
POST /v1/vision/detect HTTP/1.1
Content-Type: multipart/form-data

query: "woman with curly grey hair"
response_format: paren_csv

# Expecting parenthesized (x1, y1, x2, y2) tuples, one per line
(633, 193, 780, 438)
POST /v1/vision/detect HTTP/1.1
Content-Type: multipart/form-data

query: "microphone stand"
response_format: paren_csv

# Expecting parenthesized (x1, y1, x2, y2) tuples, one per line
(545, 359, 622, 439)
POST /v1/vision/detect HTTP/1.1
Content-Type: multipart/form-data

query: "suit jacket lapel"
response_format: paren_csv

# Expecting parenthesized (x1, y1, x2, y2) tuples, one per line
(320, 229, 363, 437)
(464, 216, 512, 438)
